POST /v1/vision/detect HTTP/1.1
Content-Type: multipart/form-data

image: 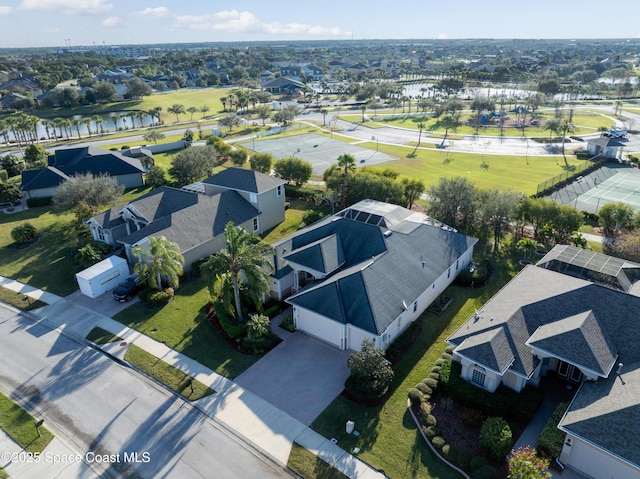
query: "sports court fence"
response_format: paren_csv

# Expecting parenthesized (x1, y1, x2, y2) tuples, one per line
(535, 158, 606, 196)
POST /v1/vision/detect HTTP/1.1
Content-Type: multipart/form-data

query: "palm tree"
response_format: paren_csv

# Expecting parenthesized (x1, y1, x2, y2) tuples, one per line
(201, 222, 275, 322)
(132, 236, 185, 291)
(321, 108, 329, 126)
(337, 153, 356, 207)
(438, 114, 459, 148)
(187, 106, 198, 120)
(220, 96, 228, 112)
(149, 107, 162, 125)
(92, 115, 104, 135)
(200, 105, 210, 118)
(412, 121, 426, 156)
(83, 118, 92, 137)
(167, 103, 185, 122)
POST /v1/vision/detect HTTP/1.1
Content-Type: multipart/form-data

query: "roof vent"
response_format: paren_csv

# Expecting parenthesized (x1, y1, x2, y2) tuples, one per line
(402, 300, 408, 310)
(617, 362, 624, 375)
(383, 230, 392, 237)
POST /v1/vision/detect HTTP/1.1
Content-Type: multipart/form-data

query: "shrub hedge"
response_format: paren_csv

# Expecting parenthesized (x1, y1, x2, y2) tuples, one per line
(26, 197, 52, 207)
(408, 388, 423, 407)
(538, 402, 569, 459)
(425, 426, 440, 439)
(479, 417, 513, 461)
(415, 382, 432, 396)
(440, 360, 542, 423)
(473, 464, 498, 479)
(215, 302, 245, 339)
(432, 436, 446, 451)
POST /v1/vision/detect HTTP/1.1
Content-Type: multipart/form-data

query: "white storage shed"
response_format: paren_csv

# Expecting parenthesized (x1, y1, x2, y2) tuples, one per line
(75, 256, 129, 298)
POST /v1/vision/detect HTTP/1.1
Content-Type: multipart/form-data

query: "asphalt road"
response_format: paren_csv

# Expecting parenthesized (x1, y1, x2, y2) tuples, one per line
(0, 305, 291, 479)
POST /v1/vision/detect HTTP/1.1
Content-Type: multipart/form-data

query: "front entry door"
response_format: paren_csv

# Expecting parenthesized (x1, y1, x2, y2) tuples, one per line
(558, 361, 583, 383)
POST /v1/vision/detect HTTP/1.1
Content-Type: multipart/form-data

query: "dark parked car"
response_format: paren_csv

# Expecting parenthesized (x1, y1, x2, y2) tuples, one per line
(112, 274, 143, 302)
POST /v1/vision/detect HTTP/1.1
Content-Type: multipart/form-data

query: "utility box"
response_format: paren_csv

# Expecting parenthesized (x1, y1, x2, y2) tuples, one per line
(346, 420, 355, 434)
(75, 256, 129, 298)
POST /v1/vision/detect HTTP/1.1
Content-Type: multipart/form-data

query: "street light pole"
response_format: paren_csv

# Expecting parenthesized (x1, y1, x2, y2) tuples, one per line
(372, 135, 378, 151)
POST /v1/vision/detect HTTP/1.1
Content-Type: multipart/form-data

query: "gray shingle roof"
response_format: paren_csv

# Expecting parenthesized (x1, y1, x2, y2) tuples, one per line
(560, 362, 640, 469)
(283, 234, 345, 275)
(526, 310, 617, 377)
(286, 210, 477, 335)
(22, 146, 144, 191)
(456, 328, 515, 374)
(448, 257, 640, 469)
(448, 265, 640, 377)
(118, 190, 258, 251)
(203, 167, 286, 194)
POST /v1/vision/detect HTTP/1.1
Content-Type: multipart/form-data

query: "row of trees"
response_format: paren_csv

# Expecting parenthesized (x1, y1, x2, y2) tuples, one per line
(427, 177, 585, 254)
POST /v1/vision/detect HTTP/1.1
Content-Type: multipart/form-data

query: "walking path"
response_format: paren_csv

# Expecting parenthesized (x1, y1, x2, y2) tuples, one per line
(0, 276, 384, 479)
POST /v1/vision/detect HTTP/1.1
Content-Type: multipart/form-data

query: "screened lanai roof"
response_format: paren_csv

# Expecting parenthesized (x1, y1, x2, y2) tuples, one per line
(537, 245, 640, 292)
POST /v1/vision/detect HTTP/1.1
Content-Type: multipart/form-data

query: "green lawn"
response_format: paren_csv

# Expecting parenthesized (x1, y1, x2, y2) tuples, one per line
(0, 391, 54, 453)
(34, 86, 234, 120)
(112, 277, 260, 379)
(287, 443, 349, 479)
(362, 142, 581, 195)
(0, 187, 151, 297)
(124, 344, 215, 401)
(0, 286, 48, 310)
(0, 208, 80, 296)
(372, 112, 612, 138)
(85, 326, 123, 345)
(311, 244, 520, 479)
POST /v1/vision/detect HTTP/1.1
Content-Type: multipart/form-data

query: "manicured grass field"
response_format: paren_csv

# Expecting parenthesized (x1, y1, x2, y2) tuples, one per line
(35, 86, 235, 119)
(311, 244, 520, 479)
(0, 391, 54, 453)
(124, 344, 215, 401)
(355, 141, 581, 195)
(112, 277, 260, 379)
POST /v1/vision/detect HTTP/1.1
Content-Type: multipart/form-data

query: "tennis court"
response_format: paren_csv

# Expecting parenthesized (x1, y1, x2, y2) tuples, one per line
(550, 165, 640, 213)
(241, 133, 398, 175)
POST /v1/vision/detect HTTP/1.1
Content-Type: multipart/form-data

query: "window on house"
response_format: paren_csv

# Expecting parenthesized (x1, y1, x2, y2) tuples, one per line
(456, 260, 459, 271)
(249, 193, 257, 203)
(277, 185, 282, 197)
(413, 301, 417, 312)
(253, 218, 259, 232)
(472, 369, 486, 387)
(97, 228, 105, 241)
(447, 268, 451, 279)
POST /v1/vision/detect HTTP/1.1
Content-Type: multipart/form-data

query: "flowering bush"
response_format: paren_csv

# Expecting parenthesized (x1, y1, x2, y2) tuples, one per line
(507, 446, 551, 479)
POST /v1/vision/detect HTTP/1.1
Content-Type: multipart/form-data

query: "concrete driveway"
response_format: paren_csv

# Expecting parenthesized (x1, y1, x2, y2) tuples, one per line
(66, 287, 140, 317)
(235, 327, 351, 426)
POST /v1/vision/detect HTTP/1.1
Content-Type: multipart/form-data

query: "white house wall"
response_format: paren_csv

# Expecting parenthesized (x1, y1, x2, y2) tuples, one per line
(561, 433, 640, 479)
(293, 306, 343, 349)
(455, 353, 502, 392)
(346, 324, 377, 351)
(257, 188, 285, 233)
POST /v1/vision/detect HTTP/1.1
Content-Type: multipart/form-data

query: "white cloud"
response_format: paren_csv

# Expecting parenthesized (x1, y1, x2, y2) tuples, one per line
(135, 6, 170, 17)
(19, 0, 112, 14)
(0, 5, 13, 15)
(101, 15, 120, 26)
(172, 9, 346, 37)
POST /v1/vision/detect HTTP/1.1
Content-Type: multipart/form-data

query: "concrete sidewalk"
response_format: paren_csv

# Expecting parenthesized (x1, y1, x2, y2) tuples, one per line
(0, 277, 385, 479)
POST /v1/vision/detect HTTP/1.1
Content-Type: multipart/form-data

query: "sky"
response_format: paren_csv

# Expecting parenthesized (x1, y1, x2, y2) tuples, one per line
(2, 0, 640, 48)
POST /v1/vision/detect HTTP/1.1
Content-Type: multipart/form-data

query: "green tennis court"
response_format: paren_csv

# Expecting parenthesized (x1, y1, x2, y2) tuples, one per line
(241, 133, 398, 175)
(551, 165, 640, 213)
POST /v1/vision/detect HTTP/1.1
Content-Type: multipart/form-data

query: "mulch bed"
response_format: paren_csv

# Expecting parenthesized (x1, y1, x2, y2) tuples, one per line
(206, 304, 282, 355)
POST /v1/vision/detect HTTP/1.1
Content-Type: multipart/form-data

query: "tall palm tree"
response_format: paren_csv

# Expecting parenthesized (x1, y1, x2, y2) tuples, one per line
(200, 105, 210, 118)
(201, 222, 275, 323)
(337, 153, 356, 207)
(321, 108, 329, 126)
(92, 115, 105, 134)
(149, 107, 162, 125)
(72, 119, 82, 139)
(167, 103, 185, 122)
(83, 118, 93, 137)
(412, 121, 426, 156)
(132, 236, 185, 291)
(187, 106, 198, 120)
(220, 96, 228, 112)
